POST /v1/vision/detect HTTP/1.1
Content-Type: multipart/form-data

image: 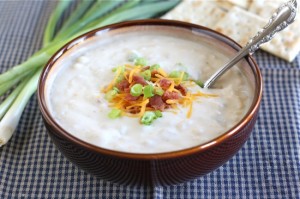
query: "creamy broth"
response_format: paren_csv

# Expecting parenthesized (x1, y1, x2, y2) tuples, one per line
(46, 29, 254, 153)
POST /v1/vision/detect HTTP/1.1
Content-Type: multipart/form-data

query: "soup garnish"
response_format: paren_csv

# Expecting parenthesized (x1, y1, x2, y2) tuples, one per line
(102, 57, 217, 125)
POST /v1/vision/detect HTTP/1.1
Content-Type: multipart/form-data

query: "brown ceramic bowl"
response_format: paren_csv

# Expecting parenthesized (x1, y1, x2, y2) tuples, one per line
(37, 19, 262, 186)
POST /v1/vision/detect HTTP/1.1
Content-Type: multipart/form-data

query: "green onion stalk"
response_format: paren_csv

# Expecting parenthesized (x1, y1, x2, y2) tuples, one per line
(0, 0, 181, 146)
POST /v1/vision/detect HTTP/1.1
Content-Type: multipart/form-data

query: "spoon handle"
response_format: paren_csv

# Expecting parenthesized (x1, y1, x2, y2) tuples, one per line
(203, 0, 297, 89)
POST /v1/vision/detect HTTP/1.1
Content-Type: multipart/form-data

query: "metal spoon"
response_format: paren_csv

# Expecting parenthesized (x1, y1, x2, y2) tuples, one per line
(203, 0, 298, 89)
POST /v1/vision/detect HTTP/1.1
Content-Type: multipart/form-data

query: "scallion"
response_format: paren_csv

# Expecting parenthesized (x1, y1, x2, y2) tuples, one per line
(154, 87, 164, 96)
(154, 110, 162, 118)
(140, 111, 156, 125)
(135, 57, 147, 66)
(105, 90, 118, 101)
(195, 80, 204, 88)
(150, 64, 160, 71)
(130, 84, 143, 97)
(141, 70, 151, 81)
(169, 70, 189, 80)
(143, 85, 154, 98)
(108, 108, 121, 119)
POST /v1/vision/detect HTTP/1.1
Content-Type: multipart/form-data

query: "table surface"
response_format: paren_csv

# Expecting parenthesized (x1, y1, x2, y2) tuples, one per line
(0, 1, 299, 199)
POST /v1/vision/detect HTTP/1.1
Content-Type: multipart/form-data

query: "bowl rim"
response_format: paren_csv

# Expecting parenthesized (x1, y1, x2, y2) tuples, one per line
(37, 19, 262, 160)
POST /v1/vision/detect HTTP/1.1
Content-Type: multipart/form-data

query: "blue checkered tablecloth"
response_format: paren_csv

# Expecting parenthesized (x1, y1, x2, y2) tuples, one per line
(0, 1, 299, 199)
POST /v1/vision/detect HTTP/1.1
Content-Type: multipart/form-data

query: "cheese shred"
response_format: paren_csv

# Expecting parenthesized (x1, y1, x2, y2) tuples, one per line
(102, 63, 217, 120)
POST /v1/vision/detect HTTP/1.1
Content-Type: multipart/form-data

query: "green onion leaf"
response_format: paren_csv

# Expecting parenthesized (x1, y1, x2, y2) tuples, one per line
(127, 51, 139, 62)
(154, 87, 164, 96)
(0, 75, 31, 119)
(169, 71, 189, 80)
(141, 70, 151, 81)
(108, 108, 121, 119)
(56, 0, 95, 36)
(105, 90, 118, 101)
(113, 87, 120, 93)
(0, 68, 42, 146)
(150, 64, 160, 71)
(154, 110, 162, 118)
(43, 0, 72, 46)
(0, 70, 32, 96)
(53, 0, 122, 42)
(183, 72, 189, 81)
(169, 71, 181, 78)
(141, 111, 156, 125)
(135, 57, 147, 66)
(143, 85, 154, 98)
(130, 84, 143, 97)
(195, 80, 204, 88)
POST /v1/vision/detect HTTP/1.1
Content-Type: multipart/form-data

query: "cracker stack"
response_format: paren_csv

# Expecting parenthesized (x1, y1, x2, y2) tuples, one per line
(162, 0, 300, 62)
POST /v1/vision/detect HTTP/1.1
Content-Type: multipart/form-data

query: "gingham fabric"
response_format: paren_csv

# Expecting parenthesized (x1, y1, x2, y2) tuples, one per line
(0, 1, 299, 199)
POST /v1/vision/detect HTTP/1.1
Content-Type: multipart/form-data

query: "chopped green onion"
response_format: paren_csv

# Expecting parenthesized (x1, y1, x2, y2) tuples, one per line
(154, 110, 162, 118)
(183, 72, 189, 81)
(141, 70, 151, 81)
(112, 67, 117, 72)
(169, 70, 189, 80)
(143, 85, 154, 98)
(154, 87, 164, 96)
(108, 109, 121, 119)
(105, 90, 118, 101)
(114, 66, 125, 83)
(112, 65, 125, 73)
(127, 51, 139, 62)
(141, 111, 156, 125)
(169, 71, 181, 78)
(150, 64, 160, 71)
(113, 87, 119, 93)
(135, 57, 147, 66)
(116, 76, 124, 83)
(130, 84, 143, 97)
(195, 80, 204, 88)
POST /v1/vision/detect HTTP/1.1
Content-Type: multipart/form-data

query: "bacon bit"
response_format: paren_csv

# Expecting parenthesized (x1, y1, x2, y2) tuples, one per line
(148, 95, 166, 111)
(175, 84, 187, 96)
(124, 94, 139, 101)
(124, 87, 131, 93)
(162, 91, 180, 102)
(102, 63, 217, 120)
(116, 80, 130, 91)
(142, 66, 150, 71)
(132, 75, 148, 86)
(159, 78, 172, 90)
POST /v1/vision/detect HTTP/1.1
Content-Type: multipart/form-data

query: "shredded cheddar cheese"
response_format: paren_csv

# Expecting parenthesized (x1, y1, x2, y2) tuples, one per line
(101, 63, 217, 122)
